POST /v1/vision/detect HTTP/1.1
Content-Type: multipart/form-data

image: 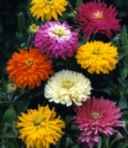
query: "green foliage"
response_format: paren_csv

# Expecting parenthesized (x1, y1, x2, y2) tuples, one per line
(3, 106, 16, 123)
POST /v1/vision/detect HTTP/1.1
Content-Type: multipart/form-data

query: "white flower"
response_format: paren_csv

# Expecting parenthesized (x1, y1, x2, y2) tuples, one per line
(44, 70, 92, 106)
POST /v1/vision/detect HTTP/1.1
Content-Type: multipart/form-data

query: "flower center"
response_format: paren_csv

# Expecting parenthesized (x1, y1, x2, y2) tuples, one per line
(49, 25, 71, 40)
(45, 0, 53, 4)
(93, 11, 103, 19)
(25, 59, 34, 67)
(52, 28, 66, 37)
(93, 48, 100, 55)
(62, 80, 74, 89)
(33, 116, 44, 126)
(91, 112, 101, 120)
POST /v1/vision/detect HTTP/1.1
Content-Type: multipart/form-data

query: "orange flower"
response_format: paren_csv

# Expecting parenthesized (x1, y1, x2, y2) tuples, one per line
(7, 48, 53, 88)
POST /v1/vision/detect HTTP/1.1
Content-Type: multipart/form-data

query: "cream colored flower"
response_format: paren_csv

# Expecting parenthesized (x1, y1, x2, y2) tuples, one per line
(44, 70, 92, 106)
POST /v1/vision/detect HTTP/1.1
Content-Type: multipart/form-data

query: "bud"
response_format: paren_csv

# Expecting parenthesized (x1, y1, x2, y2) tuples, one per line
(28, 24, 39, 33)
(6, 82, 17, 93)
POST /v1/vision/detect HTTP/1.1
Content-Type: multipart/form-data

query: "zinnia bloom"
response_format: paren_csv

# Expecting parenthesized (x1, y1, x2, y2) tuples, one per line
(35, 22, 78, 59)
(76, 41, 118, 74)
(30, 0, 68, 20)
(44, 70, 92, 106)
(77, 1, 120, 38)
(17, 105, 65, 148)
(7, 48, 53, 88)
(74, 97, 123, 147)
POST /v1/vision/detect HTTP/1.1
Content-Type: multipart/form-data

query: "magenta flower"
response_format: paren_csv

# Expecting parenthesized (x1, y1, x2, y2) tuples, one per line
(74, 97, 123, 147)
(77, 2, 120, 38)
(35, 22, 78, 59)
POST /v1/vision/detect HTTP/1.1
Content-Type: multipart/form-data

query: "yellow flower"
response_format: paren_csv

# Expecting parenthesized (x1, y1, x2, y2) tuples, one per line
(29, 24, 39, 33)
(76, 41, 118, 74)
(17, 106, 65, 148)
(30, 0, 68, 20)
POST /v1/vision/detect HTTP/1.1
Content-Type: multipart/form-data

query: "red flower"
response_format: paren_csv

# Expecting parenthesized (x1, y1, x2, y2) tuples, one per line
(74, 97, 123, 147)
(77, 2, 120, 38)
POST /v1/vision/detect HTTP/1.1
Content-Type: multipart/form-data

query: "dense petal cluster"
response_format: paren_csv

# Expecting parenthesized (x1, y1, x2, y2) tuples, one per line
(30, 0, 68, 20)
(7, 48, 53, 88)
(44, 70, 92, 106)
(76, 41, 118, 74)
(17, 105, 65, 148)
(35, 22, 78, 59)
(77, 1, 120, 38)
(74, 98, 123, 147)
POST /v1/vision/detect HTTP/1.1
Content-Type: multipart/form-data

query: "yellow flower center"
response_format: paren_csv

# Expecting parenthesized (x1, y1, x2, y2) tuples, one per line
(93, 48, 100, 55)
(62, 80, 74, 89)
(93, 11, 103, 19)
(29, 24, 39, 33)
(33, 116, 45, 126)
(25, 59, 34, 67)
(52, 28, 65, 37)
(45, 0, 53, 4)
(91, 112, 101, 120)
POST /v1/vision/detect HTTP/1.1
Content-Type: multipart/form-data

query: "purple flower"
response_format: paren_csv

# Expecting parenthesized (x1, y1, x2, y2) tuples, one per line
(35, 22, 78, 59)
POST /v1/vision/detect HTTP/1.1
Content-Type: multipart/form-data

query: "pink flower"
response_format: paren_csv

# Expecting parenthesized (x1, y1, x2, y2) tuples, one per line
(74, 97, 123, 147)
(77, 2, 120, 38)
(34, 21, 78, 59)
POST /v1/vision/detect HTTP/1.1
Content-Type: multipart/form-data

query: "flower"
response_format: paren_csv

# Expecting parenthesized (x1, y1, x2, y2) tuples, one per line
(44, 70, 92, 106)
(28, 24, 39, 33)
(7, 48, 53, 88)
(35, 22, 78, 59)
(17, 105, 65, 148)
(30, 0, 68, 20)
(74, 97, 123, 147)
(76, 41, 118, 74)
(77, 1, 120, 38)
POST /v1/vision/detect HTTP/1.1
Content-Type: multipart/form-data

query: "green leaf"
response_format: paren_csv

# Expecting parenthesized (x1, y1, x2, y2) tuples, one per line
(119, 97, 127, 110)
(71, 145, 80, 148)
(120, 67, 128, 80)
(17, 12, 26, 33)
(65, 137, 74, 147)
(120, 26, 128, 53)
(0, 144, 6, 148)
(0, 139, 19, 148)
(15, 99, 30, 113)
(76, 0, 83, 7)
(110, 133, 124, 148)
(3, 106, 16, 123)
(120, 26, 128, 44)
(6, 140, 19, 148)
(97, 137, 102, 148)
(117, 143, 128, 148)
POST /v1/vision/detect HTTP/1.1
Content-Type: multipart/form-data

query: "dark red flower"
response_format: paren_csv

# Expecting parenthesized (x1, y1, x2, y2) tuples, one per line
(77, 1, 120, 38)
